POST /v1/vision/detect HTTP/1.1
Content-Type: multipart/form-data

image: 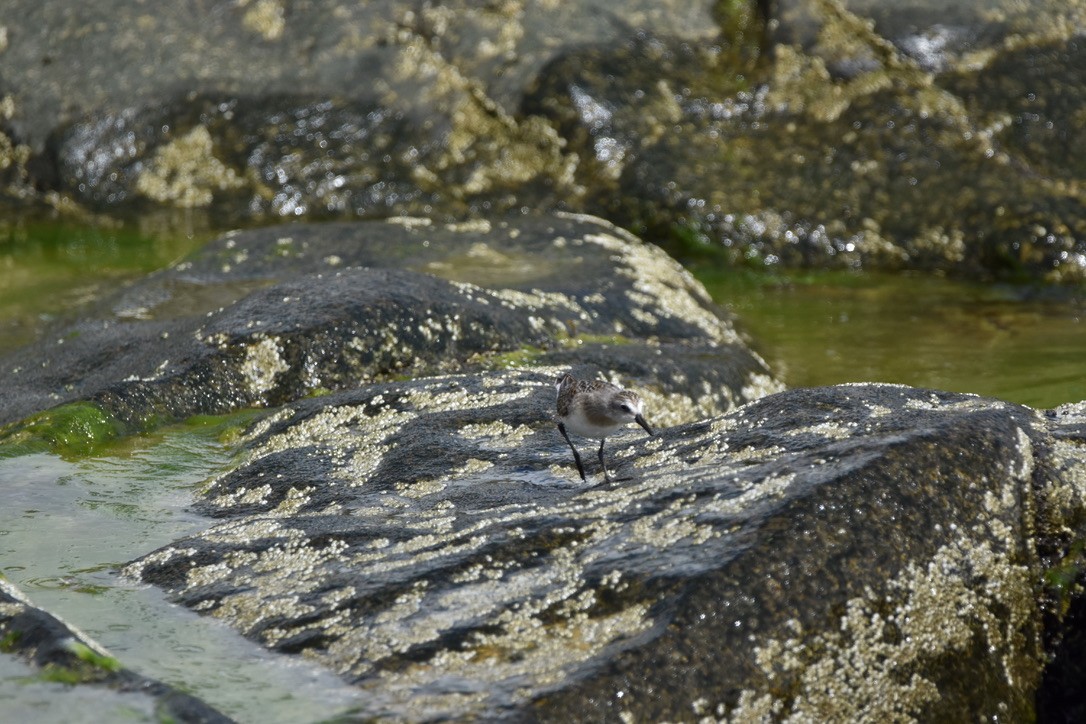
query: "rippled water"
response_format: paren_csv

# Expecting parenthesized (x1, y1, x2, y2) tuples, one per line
(0, 421, 365, 723)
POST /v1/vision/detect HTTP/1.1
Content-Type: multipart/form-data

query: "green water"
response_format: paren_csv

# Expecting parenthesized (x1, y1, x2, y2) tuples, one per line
(0, 220, 211, 352)
(0, 417, 364, 723)
(696, 268, 1086, 410)
(2, 221, 1083, 409)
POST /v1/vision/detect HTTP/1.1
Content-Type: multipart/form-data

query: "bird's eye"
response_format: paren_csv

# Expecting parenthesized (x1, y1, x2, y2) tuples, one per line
(620, 403, 632, 413)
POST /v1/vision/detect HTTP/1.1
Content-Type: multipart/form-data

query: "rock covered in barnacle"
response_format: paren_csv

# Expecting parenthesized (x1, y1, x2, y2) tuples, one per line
(125, 381, 1086, 722)
(0, 213, 778, 442)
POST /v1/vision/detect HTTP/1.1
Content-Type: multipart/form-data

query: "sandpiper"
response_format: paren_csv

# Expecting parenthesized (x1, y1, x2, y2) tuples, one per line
(555, 372, 655, 483)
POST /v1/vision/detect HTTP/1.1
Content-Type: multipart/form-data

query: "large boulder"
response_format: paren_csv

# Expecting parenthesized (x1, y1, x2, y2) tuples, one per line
(2, 207, 1085, 718)
(0, 212, 777, 449)
(523, 0, 1086, 281)
(122, 381, 1086, 721)
(0, 1, 723, 225)
(3, 1, 1085, 281)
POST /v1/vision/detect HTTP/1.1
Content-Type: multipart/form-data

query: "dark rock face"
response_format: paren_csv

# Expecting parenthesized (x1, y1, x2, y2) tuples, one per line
(0, 1, 723, 153)
(1, 210, 1084, 718)
(522, 10, 1086, 281)
(773, 0, 1031, 75)
(0, 211, 787, 718)
(44, 92, 562, 222)
(124, 381, 1086, 721)
(46, 95, 431, 216)
(1, 3, 1085, 717)
(2, 0, 1085, 280)
(0, 580, 231, 723)
(1, 1, 721, 227)
(0, 214, 777, 433)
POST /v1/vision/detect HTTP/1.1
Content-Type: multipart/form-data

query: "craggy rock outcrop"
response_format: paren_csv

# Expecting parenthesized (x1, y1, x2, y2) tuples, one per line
(124, 381, 1086, 721)
(0, 0, 722, 225)
(0, 579, 231, 723)
(0, 213, 778, 441)
(1037, 400, 1086, 719)
(524, 0, 1086, 281)
(3, 1, 1086, 281)
(1, 1, 723, 153)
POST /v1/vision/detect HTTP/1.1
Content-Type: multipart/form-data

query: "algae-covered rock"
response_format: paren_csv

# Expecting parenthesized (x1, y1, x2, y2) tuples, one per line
(5, 1, 1086, 281)
(1, 0, 723, 153)
(0, 213, 776, 445)
(0, 579, 231, 723)
(772, 0, 1073, 74)
(522, 1, 1086, 282)
(2, 0, 722, 225)
(123, 381, 1086, 721)
(46, 90, 573, 223)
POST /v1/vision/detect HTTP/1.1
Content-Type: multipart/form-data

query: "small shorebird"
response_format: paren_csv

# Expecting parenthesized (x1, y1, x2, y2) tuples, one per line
(555, 372, 655, 483)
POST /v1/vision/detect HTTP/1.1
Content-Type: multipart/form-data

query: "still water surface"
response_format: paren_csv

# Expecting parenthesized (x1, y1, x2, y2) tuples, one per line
(0, 420, 365, 723)
(696, 267, 1085, 410)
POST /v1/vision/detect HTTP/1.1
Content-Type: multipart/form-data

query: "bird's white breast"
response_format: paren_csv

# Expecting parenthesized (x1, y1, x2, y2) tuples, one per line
(562, 404, 624, 439)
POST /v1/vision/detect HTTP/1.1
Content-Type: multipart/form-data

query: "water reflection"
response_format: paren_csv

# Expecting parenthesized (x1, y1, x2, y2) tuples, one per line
(697, 268, 1086, 409)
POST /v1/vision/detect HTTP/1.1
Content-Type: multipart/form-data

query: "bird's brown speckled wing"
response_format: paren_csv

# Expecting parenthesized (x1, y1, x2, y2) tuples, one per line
(557, 376, 614, 416)
(556, 380, 575, 416)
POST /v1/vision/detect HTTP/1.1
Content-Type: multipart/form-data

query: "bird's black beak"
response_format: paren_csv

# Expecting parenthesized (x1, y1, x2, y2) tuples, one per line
(635, 414, 654, 436)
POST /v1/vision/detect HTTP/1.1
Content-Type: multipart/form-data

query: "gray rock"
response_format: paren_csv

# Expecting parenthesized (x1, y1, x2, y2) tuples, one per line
(0, 0, 721, 225)
(0, 213, 777, 444)
(519, 3, 1086, 282)
(3, 1, 1086, 281)
(124, 381, 1086, 721)
(0, 579, 232, 723)
(0, 1, 723, 153)
(773, 0, 1030, 74)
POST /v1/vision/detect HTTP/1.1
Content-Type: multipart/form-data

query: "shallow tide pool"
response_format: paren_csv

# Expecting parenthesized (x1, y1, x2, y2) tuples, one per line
(696, 267, 1086, 410)
(0, 419, 365, 723)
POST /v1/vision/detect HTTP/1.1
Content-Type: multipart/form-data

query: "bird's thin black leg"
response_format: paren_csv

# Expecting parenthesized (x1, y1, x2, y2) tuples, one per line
(557, 422, 586, 481)
(598, 437, 612, 483)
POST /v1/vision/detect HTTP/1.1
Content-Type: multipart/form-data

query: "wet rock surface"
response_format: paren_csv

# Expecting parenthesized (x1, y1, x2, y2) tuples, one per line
(2, 1, 1086, 719)
(1, 0, 1084, 280)
(0, 0, 722, 153)
(524, 2, 1086, 281)
(1, 209, 1085, 718)
(0, 213, 776, 434)
(2, 0, 720, 226)
(0, 579, 231, 723)
(123, 381, 1086, 721)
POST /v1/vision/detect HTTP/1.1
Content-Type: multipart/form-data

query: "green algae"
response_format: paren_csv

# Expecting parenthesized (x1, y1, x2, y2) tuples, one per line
(0, 403, 126, 459)
(477, 345, 548, 370)
(470, 333, 635, 370)
(566, 333, 634, 347)
(181, 409, 267, 448)
(1045, 539, 1086, 617)
(68, 641, 123, 674)
(0, 405, 265, 460)
(0, 630, 20, 653)
(0, 219, 211, 352)
(712, 0, 769, 70)
(34, 642, 123, 686)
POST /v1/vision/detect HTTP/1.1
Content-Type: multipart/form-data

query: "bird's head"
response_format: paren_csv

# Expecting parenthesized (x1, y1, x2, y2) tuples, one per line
(612, 393, 654, 436)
